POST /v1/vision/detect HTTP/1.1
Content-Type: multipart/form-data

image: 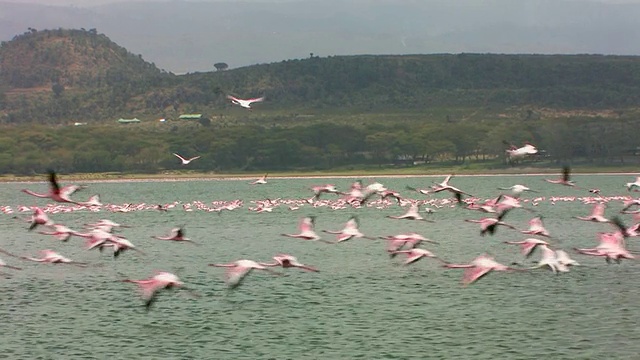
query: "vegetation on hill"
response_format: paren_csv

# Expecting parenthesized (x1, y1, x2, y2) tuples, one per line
(0, 28, 639, 175)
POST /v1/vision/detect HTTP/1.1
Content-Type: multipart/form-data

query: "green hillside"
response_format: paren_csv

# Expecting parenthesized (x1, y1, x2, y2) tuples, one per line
(1, 28, 640, 175)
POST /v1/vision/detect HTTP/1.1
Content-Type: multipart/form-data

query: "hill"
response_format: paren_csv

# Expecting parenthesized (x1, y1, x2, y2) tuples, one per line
(2, 28, 640, 125)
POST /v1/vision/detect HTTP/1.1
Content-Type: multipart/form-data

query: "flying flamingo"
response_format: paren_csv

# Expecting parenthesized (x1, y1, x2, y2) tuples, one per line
(386, 203, 434, 222)
(38, 224, 85, 242)
(504, 238, 550, 259)
(544, 166, 577, 187)
(120, 271, 199, 310)
(497, 184, 538, 196)
(173, 153, 201, 165)
(27, 207, 54, 231)
(152, 226, 198, 245)
(574, 231, 634, 264)
(555, 250, 580, 267)
(521, 216, 551, 238)
(227, 95, 265, 109)
(309, 184, 343, 202)
(250, 174, 268, 185)
(322, 216, 376, 243)
(574, 203, 609, 223)
(259, 254, 319, 272)
(464, 210, 517, 236)
(625, 176, 640, 191)
(443, 254, 526, 286)
(208, 259, 282, 288)
(389, 248, 445, 265)
(281, 216, 331, 243)
(77, 194, 102, 207)
(21, 169, 85, 204)
(529, 245, 568, 273)
(380, 233, 438, 254)
(430, 175, 473, 204)
(0, 256, 21, 271)
(503, 141, 538, 164)
(0, 249, 87, 267)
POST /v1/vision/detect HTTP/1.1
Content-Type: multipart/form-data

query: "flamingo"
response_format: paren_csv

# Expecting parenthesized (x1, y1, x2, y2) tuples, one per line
(0, 256, 21, 271)
(386, 203, 434, 222)
(0, 249, 87, 267)
(77, 194, 102, 207)
(22, 169, 85, 204)
(430, 175, 473, 203)
(521, 216, 551, 238)
(503, 141, 538, 163)
(38, 224, 85, 242)
(259, 254, 319, 272)
(227, 95, 265, 109)
(625, 176, 640, 191)
(173, 153, 201, 165)
(27, 207, 54, 231)
(443, 254, 525, 286)
(497, 184, 538, 196)
(309, 184, 343, 202)
(281, 216, 331, 243)
(529, 245, 568, 273)
(555, 249, 580, 267)
(120, 272, 199, 310)
(464, 210, 517, 236)
(322, 216, 376, 243)
(380, 233, 438, 254)
(544, 166, 577, 187)
(389, 248, 445, 265)
(574, 231, 634, 264)
(250, 173, 268, 185)
(152, 226, 198, 244)
(208, 259, 282, 288)
(574, 203, 609, 223)
(504, 238, 550, 258)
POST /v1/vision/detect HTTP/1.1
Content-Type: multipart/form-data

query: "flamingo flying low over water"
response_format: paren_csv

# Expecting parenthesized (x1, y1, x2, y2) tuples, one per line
(389, 248, 445, 266)
(209, 259, 282, 288)
(443, 254, 526, 286)
(152, 226, 197, 244)
(0, 248, 87, 267)
(227, 95, 265, 109)
(281, 216, 331, 243)
(503, 141, 538, 163)
(22, 169, 85, 204)
(322, 216, 375, 243)
(250, 174, 268, 185)
(173, 153, 201, 165)
(121, 272, 199, 310)
(259, 254, 319, 272)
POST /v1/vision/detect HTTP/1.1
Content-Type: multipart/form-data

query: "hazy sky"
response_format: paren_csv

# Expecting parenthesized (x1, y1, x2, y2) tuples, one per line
(16, 0, 640, 5)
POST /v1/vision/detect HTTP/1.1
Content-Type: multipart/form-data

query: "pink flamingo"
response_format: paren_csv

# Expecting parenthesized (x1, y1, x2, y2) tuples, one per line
(0, 249, 87, 267)
(443, 254, 525, 286)
(21, 169, 85, 204)
(389, 248, 445, 265)
(173, 153, 201, 165)
(464, 210, 517, 236)
(0, 256, 21, 271)
(281, 216, 331, 243)
(121, 271, 199, 310)
(208, 259, 282, 288)
(521, 216, 551, 238)
(574, 203, 609, 223)
(544, 166, 577, 187)
(555, 249, 580, 267)
(497, 184, 538, 196)
(504, 238, 550, 258)
(386, 203, 434, 222)
(38, 223, 85, 242)
(152, 226, 198, 245)
(259, 254, 319, 272)
(529, 245, 568, 273)
(380, 233, 438, 254)
(250, 173, 268, 185)
(574, 231, 634, 264)
(27, 207, 54, 231)
(227, 95, 265, 109)
(322, 216, 375, 243)
(625, 176, 640, 191)
(430, 175, 473, 204)
(77, 194, 102, 207)
(309, 184, 343, 202)
(503, 141, 538, 163)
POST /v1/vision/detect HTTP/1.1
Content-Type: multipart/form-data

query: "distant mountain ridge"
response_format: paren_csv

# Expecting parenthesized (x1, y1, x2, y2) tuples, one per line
(2, 28, 640, 124)
(1, 0, 640, 73)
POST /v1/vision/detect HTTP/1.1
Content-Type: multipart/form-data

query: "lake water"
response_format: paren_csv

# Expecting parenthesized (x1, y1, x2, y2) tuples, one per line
(1, 174, 639, 359)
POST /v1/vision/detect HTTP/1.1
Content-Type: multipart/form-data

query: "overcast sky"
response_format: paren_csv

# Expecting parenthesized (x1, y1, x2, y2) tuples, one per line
(16, 0, 640, 5)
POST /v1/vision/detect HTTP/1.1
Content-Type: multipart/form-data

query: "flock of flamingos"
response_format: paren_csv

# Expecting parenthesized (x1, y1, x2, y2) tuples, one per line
(2, 158, 640, 310)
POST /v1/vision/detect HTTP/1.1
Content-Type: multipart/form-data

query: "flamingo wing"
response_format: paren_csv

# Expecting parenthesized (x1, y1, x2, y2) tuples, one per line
(462, 266, 493, 285)
(226, 266, 253, 288)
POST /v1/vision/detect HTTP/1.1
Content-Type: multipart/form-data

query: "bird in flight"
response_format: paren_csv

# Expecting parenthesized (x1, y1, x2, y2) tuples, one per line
(227, 95, 265, 109)
(173, 153, 201, 165)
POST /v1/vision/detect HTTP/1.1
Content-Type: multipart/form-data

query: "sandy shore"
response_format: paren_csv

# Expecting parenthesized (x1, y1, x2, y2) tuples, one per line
(3, 170, 638, 184)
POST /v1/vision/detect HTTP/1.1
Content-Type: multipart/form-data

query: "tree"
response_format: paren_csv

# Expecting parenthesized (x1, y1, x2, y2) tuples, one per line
(214, 62, 228, 71)
(51, 83, 65, 98)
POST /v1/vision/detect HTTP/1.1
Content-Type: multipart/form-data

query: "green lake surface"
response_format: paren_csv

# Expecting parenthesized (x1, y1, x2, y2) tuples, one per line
(1, 174, 639, 359)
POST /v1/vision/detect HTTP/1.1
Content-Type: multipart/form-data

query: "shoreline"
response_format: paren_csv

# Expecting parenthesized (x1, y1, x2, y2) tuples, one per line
(2, 168, 639, 184)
